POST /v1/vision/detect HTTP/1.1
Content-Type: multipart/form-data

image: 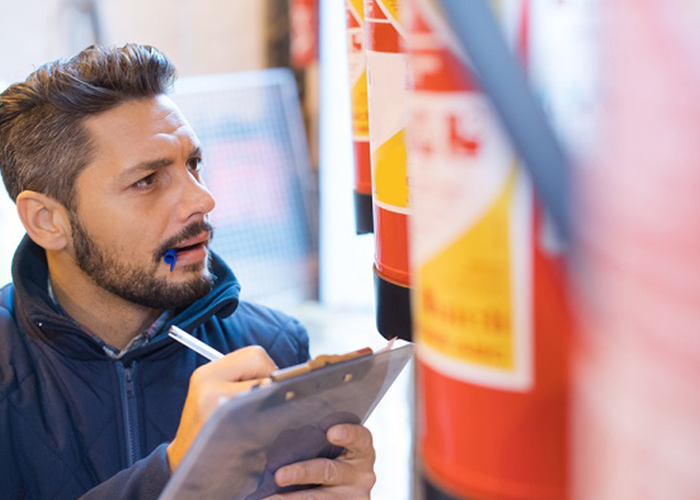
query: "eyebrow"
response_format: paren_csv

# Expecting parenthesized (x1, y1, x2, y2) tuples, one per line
(117, 146, 203, 184)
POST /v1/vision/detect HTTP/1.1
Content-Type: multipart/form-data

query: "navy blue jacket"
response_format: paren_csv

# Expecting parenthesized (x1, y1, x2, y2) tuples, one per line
(0, 237, 310, 500)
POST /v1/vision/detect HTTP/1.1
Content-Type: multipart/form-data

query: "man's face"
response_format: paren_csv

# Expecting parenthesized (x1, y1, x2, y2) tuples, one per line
(68, 96, 217, 309)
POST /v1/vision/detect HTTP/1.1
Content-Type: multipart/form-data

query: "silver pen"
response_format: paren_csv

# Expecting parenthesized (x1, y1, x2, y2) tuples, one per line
(168, 325, 225, 361)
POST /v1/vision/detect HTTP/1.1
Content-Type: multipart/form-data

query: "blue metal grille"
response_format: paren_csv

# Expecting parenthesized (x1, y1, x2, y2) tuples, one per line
(172, 69, 318, 304)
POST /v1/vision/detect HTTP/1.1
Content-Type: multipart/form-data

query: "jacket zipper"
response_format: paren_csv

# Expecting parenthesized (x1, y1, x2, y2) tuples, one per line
(117, 361, 141, 467)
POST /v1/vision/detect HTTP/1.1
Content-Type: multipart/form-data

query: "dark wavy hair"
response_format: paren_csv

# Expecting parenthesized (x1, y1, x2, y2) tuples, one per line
(0, 43, 177, 211)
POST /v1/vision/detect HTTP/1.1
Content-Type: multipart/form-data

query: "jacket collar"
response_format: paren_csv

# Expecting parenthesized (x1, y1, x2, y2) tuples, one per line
(11, 235, 241, 359)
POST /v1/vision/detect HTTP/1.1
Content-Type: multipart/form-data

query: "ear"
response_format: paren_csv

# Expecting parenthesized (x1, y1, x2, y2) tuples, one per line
(15, 191, 72, 251)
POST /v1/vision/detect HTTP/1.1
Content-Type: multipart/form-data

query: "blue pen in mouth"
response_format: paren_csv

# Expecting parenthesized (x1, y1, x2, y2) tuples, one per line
(164, 249, 177, 272)
(163, 232, 211, 272)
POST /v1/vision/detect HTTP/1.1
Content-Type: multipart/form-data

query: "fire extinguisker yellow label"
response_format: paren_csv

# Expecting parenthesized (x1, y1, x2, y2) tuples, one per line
(410, 91, 533, 391)
(419, 170, 516, 370)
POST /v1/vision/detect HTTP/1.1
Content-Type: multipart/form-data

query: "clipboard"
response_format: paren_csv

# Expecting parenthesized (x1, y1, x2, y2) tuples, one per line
(159, 342, 414, 500)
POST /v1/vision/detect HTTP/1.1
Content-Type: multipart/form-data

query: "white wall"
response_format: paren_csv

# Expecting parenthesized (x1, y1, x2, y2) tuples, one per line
(98, 0, 268, 76)
(0, 0, 267, 83)
(318, 0, 375, 310)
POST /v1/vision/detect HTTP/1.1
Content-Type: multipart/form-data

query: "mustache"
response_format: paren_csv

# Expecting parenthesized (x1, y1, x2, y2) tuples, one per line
(154, 220, 214, 263)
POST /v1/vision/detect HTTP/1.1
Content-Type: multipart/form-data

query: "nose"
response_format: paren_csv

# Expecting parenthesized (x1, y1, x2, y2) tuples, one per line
(177, 172, 216, 222)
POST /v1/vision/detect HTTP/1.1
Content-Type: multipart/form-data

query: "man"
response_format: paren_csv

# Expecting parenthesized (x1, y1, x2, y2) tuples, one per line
(0, 44, 375, 499)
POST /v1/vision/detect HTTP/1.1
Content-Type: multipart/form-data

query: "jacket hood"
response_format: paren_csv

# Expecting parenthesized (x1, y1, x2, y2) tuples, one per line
(9, 235, 241, 360)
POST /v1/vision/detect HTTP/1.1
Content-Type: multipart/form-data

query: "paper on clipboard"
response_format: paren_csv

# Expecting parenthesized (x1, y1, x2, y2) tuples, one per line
(159, 341, 414, 500)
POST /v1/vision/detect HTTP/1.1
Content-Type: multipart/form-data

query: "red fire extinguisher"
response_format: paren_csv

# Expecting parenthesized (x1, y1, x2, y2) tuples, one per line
(409, 0, 569, 498)
(365, 0, 413, 340)
(573, 0, 700, 498)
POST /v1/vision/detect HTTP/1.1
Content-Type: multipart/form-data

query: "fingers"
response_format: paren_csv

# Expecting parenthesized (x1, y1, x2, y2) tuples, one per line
(275, 458, 351, 488)
(167, 377, 265, 471)
(271, 425, 376, 492)
(327, 424, 375, 462)
(198, 379, 265, 413)
(192, 345, 278, 383)
(168, 346, 277, 472)
(266, 456, 376, 499)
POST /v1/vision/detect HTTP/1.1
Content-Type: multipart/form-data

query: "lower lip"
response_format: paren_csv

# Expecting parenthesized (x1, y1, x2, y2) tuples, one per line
(172, 243, 208, 264)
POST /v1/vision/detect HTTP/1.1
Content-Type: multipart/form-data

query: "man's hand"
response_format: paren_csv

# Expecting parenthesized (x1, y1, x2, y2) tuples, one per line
(263, 424, 376, 500)
(166, 346, 278, 471)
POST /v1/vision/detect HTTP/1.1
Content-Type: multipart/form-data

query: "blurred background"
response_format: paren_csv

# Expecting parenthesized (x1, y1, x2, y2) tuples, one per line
(3, 0, 700, 499)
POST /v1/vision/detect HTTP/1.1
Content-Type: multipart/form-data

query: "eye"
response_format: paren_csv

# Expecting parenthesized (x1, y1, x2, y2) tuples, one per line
(133, 172, 157, 190)
(187, 157, 202, 172)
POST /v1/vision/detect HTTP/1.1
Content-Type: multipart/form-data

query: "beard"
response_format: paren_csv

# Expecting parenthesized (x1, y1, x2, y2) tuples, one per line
(69, 214, 215, 310)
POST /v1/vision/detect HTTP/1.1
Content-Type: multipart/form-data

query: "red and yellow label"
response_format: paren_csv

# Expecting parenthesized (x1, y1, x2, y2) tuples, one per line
(365, 0, 410, 213)
(346, 0, 369, 139)
(409, 0, 532, 390)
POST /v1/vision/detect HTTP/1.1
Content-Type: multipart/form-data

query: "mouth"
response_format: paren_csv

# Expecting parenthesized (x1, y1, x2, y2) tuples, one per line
(173, 232, 210, 254)
(165, 232, 211, 266)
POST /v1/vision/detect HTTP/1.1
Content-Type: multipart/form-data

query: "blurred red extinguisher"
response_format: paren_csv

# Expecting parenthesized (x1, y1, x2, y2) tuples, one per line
(365, 0, 413, 340)
(344, 0, 374, 234)
(289, 0, 320, 172)
(409, 0, 569, 498)
(289, 0, 319, 69)
(573, 0, 700, 498)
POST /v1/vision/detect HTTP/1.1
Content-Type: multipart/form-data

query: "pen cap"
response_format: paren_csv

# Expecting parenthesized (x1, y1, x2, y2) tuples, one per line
(164, 249, 177, 272)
